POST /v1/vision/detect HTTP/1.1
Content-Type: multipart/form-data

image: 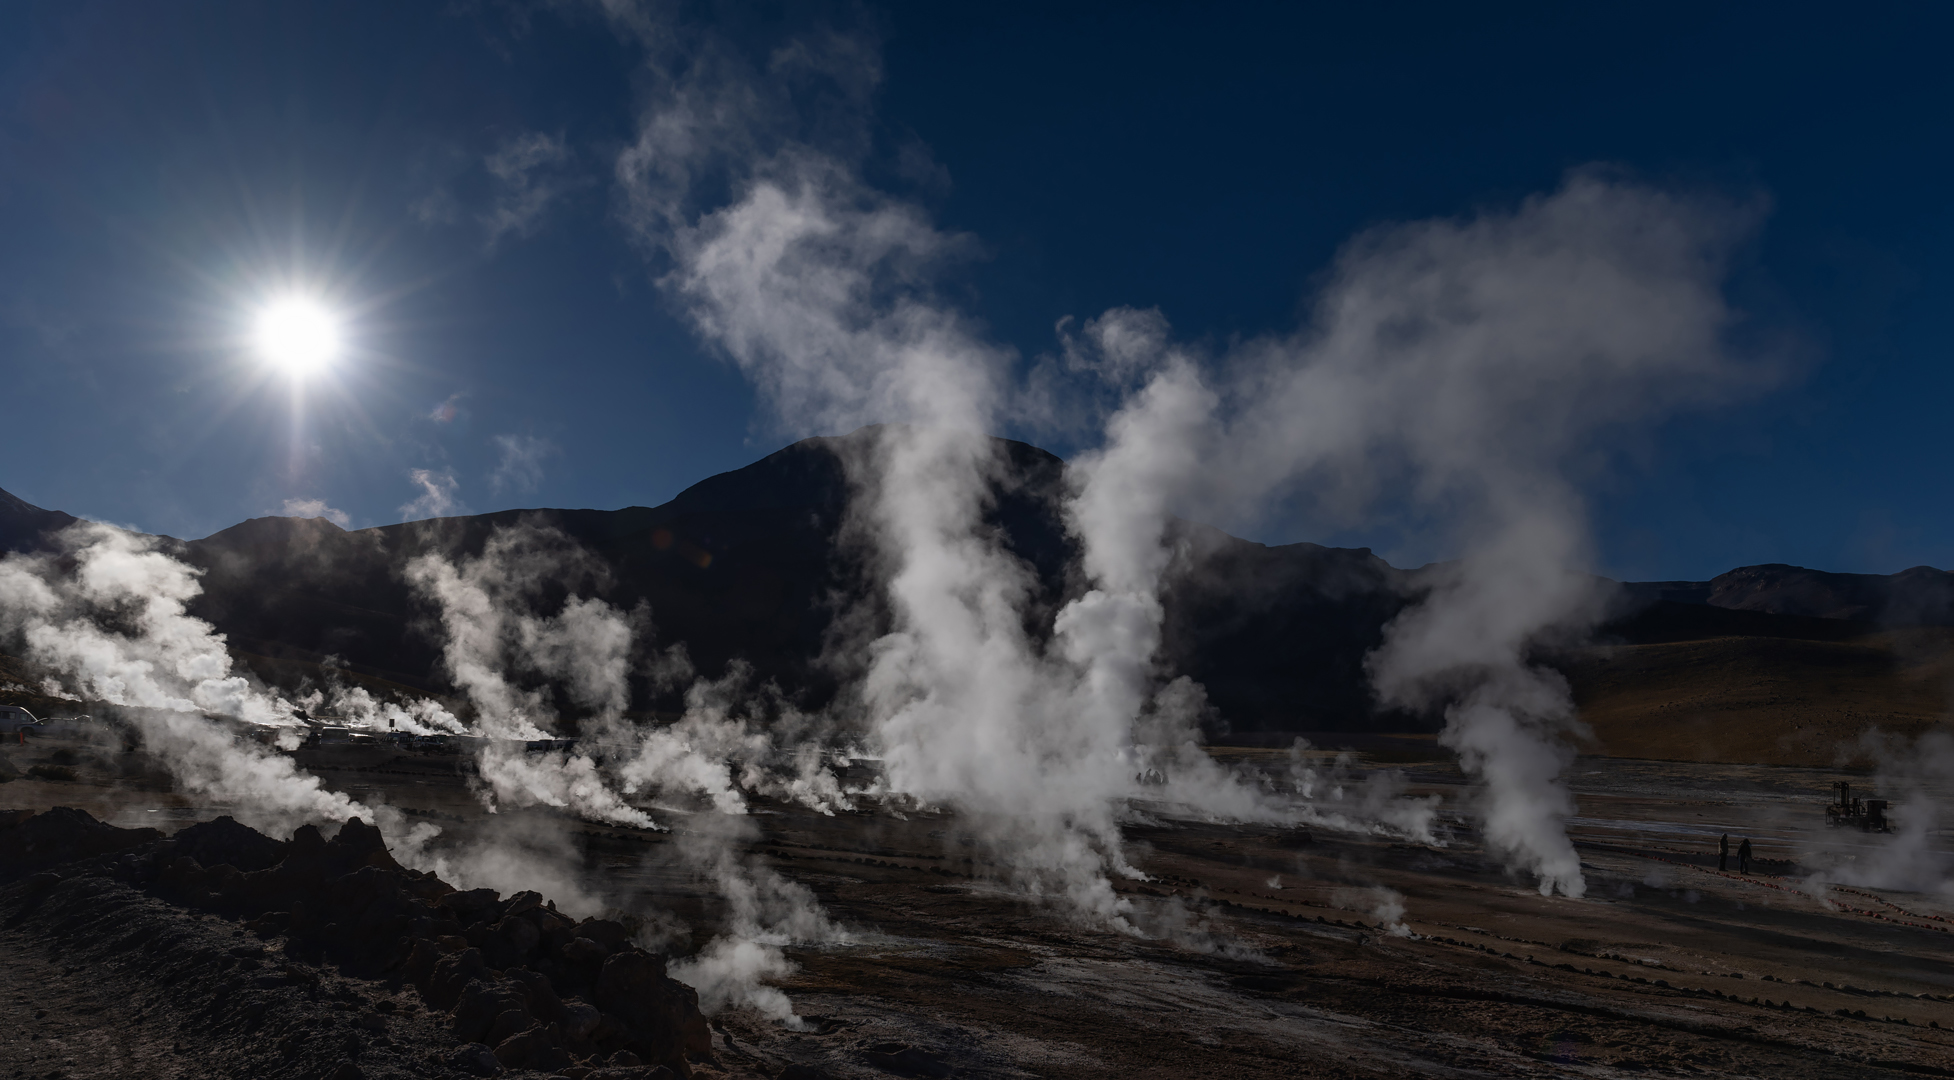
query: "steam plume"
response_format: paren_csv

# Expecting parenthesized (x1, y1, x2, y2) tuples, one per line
(0, 523, 372, 833)
(1250, 175, 1760, 896)
(609, 17, 1184, 922)
(602, 18, 1149, 914)
(405, 525, 654, 828)
(1072, 176, 1762, 896)
(1807, 731, 1954, 896)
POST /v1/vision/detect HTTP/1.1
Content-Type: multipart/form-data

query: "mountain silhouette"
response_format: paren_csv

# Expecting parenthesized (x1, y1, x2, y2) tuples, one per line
(0, 485, 77, 555)
(1, 426, 1949, 741)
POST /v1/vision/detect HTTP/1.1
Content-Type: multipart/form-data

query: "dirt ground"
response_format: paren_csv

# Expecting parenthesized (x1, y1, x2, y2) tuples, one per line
(3, 731, 1951, 1079)
(1564, 628, 1954, 767)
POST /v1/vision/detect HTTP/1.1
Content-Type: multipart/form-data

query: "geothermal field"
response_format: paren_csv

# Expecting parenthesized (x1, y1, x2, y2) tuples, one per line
(2, 418, 1952, 1080)
(4, 723, 1951, 1080)
(2, 13, 1949, 1077)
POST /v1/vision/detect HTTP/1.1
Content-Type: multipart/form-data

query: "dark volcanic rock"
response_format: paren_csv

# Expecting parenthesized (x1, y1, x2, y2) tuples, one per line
(0, 805, 160, 883)
(164, 814, 289, 872)
(0, 807, 709, 1077)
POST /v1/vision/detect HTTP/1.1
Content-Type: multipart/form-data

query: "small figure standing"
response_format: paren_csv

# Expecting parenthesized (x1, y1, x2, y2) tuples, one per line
(1718, 833, 1730, 872)
(1738, 837, 1753, 874)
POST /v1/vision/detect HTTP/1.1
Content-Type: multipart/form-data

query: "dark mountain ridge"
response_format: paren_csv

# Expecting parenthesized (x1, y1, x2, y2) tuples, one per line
(1622, 563, 1954, 628)
(0, 427, 1947, 735)
(0, 485, 76, 555)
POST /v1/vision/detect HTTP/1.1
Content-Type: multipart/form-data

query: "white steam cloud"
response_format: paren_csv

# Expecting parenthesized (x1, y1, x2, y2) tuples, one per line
(603, 9, 1766, 912)
(1236, 176, 1761, 896)
(405, 524, 853, 1016)
(1804, 731, 1954, 897)
(405, 525, 654, 829)
(0, 514, 851, 1018)
(1053, 177, 1761, 897)
(666, 813, 849, 1027)
(0, 523, 372, 834)
(278, 497, 351, 527)
(602, 9, 1445, 938)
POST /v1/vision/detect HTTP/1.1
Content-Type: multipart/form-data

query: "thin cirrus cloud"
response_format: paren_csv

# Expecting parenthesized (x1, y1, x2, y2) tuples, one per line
(489, 434, 560, 498)
(411, 131, 585, 250)
(400, 467, 464, 521)
(482, 131, 582, 248)
(428, 392, 467, 425)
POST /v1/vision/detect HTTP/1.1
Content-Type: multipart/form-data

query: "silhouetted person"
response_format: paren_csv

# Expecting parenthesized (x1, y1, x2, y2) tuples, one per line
(1718, 833, 1729, 872)
(1738, 837, 1753, 874)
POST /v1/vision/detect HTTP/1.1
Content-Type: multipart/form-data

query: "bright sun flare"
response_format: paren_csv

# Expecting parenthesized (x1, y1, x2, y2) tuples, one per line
(254, 297, 340, 374)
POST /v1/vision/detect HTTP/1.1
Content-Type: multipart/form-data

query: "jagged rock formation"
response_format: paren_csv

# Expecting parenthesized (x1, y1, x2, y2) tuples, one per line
(0, 807, 708, 1079)
(0, 805, 162, 875)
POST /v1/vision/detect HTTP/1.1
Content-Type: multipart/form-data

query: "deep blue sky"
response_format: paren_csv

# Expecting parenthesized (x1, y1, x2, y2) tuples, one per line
(0, 1, 1947, 581)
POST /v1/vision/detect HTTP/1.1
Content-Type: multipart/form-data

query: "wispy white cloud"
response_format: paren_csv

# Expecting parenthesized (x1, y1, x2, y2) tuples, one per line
(489, 433, 560, 497)
(408, 130, 582, 248)
(429, 392, 467, 424)
(409, 186, 464, 227)
(277, 498, 351, 528)
(482, 131, 578, 248)
(401, 468, 464, 521)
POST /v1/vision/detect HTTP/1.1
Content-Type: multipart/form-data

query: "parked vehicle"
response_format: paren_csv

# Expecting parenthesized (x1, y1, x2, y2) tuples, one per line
(1826, 780, 1890, 832)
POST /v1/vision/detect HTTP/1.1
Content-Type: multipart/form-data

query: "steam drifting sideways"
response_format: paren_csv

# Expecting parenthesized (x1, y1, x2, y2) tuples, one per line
(609, 8, 1768, 907)
(0, 524, 374, 835)
(1229, 178, 1767, 896)
(0, 519, 854, 1019)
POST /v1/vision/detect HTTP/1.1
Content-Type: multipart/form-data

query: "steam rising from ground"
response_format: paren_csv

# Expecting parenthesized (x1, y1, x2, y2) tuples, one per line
(666, 813, 848, 1027)
(0, 7, 1791, 1031)
(1284, 180, 1760, 896)
(1087, 182, 1761, 900)
(405, 529, 656, 829)
(1331, 886, 1412, 938)
(607, 10, 1296, 935)
(401, 525, 855, 1018)
(1282, 741, 1441, 842)
(0, 517, 851, 1018)
(607, 3, 1764, 908)
(0, 524, 372, 835)
(1804, 732, 1954, 897)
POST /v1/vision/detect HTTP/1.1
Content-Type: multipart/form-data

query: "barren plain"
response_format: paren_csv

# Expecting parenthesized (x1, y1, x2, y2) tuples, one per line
(4, 729, 1952, 1080)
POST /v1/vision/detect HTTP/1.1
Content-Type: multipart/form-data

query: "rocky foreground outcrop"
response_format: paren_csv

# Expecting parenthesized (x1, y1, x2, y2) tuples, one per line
(0, 807, 711, 1079)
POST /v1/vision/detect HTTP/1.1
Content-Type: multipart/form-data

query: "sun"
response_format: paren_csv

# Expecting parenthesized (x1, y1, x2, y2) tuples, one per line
(253, 296, 340, 375)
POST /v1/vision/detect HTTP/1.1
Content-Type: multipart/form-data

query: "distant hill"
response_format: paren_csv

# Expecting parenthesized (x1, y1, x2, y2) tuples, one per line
(1623, 564, 1954, 626)
(1580, 568, 1954, 766)
(2, 429, 1950, 760)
